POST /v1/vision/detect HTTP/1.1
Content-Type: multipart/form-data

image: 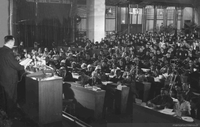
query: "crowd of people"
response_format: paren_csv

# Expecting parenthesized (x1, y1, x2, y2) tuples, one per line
(14, 31, 200, 119)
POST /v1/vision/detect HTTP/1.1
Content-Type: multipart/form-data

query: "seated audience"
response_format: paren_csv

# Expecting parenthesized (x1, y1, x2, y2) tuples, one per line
(78, 69, 91, 86)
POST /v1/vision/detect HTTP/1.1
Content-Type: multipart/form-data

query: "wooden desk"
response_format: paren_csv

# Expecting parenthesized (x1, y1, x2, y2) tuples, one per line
(102, 81, 130, 113)
(132, 103, 200, 124)
(69, 82, 105, 119)
(120, 86, 130, 113)
(24, 76, 63, 125)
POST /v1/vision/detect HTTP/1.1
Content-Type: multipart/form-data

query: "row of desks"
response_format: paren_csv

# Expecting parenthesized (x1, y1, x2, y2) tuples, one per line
(65, 81, 130, 119)
(132, 103, 200, 125)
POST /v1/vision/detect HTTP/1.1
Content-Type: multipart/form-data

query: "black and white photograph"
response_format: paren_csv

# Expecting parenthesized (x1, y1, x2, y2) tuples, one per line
(0, 0, 200, 127)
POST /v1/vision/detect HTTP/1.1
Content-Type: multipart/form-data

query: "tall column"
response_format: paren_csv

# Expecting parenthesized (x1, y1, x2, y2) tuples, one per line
(71, 0, 77, 42)
(0, 0, 9, 47)
(86, 0, 105, 42)
(153, 5, 157, 32)
(116, 6, 121, 34)
(8, 0, 13, 35)
(127, 4, 130, 34)
(194, 7, 199, 25)
(142, 7, 146, 33)
(163, 7, 168, 27)
(192, 7, 195, 24)
(173, 7, 178, 29)
(195, 7, 200, 25)
(180, 7, 184, 29)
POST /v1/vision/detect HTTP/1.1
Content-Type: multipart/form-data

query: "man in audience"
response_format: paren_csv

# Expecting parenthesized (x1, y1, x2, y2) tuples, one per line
(78, 69, 91, 86)
(147, 87, 173, 109)
(174, 92, 191, 116)
(91, 65, 102, 85)
(182, 83, 195, 101)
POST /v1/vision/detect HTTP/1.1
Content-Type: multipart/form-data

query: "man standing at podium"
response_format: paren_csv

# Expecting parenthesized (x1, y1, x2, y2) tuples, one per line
(0, 35, 25, 118)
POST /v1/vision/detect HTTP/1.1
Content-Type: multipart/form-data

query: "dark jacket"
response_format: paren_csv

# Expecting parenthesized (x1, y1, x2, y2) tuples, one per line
(150, 95, 173, 109)
(184, 90, 195, 102)
(0, 46, 24, 99)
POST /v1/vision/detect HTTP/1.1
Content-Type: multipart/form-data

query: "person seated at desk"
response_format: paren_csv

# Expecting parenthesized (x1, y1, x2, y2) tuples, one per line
(91, 65, 103, 85)
(101, 60, 110, 73)
(86, 64, 93, 76)
(169, 89, 177, 99)
(122, 65, 130, 80)
(78, 69, 91, 86)
(147, 87, 173, 109)
(182, 83, 195, 101)
(174, 91, 191, 117)
(63, 67, 77, 82)
(190, 97, 200, 120)
(109, 68, 123, 83)
(110, 63, 118, 76)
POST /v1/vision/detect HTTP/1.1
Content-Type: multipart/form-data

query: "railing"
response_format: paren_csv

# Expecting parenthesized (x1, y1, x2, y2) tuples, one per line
(62, 111, 92, 127)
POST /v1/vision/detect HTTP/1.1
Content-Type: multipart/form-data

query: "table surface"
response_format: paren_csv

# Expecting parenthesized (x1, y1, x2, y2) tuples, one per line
(133, 103, 200, 124)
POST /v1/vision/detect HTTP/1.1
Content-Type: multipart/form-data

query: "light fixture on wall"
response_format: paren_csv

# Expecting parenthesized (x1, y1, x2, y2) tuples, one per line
(106, 8, 112, 15)
(135, 8, 139, 15)
(159, 10, 163, 16)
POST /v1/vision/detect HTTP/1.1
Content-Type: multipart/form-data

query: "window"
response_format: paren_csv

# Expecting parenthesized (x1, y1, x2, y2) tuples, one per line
(105, 6, 116, 32)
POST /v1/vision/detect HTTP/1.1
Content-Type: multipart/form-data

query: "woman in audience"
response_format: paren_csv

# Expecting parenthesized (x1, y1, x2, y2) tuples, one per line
(174, 92, 191, 117)
(147, 87, 173, 109)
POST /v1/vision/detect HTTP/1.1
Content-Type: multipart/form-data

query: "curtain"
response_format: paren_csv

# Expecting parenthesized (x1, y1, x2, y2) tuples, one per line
(15, 0, 72, 48)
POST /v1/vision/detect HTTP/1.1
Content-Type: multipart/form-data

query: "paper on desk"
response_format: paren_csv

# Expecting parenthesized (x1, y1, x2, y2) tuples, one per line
(163, 73, 168, 78)
(72, 73, 80, 79)
(41, 75, 62, 81)
(20, 58, 32, 67)
(102, 81, 112, 85)
(116, 84, 126, 90)
(159, 108, 174, 115)
(154, 77, 160, 82)
(172, 98, 178, 102)
(117, 84, 122, 90)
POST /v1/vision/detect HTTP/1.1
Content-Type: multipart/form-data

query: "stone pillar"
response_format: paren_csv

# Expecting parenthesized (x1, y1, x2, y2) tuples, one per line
(195, 7, 200, 25)
(116, 6, 121, 33)
(142, 7, 146, 33)
(71, 0, 77, 42)
(192, 7, 195, 24)
(194, 7, 199, 25)
(153, 5, 157, 32)
(180, 7, 184, 29)
(86, 0, 105, 42)
(173, 7, 178, 29)
(0, 0, 9, 47)
(163, 7, 168, 27)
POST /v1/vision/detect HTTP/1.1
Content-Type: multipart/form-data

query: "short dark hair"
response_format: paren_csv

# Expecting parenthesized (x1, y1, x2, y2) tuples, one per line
(4, 35, 14, 44)
(177, 91, 185, 97)
(161, 87, 169, 92)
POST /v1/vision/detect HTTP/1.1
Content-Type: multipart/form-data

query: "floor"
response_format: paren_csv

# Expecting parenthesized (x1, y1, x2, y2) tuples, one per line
(11, 105, 133, 127)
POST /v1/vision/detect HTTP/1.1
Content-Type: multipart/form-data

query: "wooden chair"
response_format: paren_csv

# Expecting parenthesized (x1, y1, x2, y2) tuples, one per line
(63, 82, 76, 115)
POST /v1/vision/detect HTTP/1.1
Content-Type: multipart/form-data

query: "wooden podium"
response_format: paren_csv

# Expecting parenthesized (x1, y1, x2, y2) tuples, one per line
(24, 76, 63, 125)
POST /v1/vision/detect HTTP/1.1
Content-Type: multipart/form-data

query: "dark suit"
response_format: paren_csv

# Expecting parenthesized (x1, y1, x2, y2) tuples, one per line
(0, 46, 24, 115)
(184, 90, 195, 101)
